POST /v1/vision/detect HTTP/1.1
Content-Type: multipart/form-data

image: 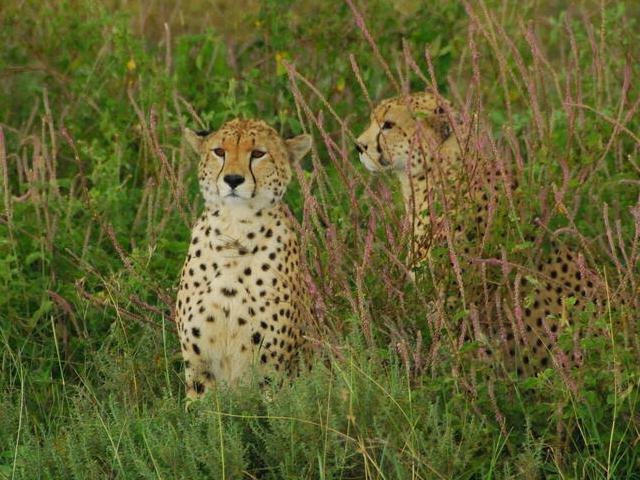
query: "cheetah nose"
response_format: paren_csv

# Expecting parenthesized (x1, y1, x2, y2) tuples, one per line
(355, 142, 365, 154)
(223, 174, 245, 189)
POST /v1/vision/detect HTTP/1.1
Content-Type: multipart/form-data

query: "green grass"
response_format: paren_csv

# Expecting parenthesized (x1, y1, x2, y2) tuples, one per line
(1, 0, 639, 478)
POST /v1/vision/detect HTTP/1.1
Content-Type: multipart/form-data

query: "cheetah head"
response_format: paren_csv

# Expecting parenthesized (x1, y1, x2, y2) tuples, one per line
(355, 91, 457, 173)
(185, 119, 311, 209)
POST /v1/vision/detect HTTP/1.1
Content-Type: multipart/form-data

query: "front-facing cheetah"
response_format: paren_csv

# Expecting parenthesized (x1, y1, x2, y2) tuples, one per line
(356, 91, 602, 375)
(177, 118, 312, 398)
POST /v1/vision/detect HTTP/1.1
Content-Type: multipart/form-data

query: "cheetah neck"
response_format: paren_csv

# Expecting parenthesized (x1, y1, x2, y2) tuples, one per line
(205, 202, 287, 238)
(395, 138, 466, 253)
(397, 172, 431, 237)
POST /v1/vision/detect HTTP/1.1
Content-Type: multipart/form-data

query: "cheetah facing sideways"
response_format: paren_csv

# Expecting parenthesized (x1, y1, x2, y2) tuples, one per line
(356, 91, 601, 375)
(177, 118, 312, 398)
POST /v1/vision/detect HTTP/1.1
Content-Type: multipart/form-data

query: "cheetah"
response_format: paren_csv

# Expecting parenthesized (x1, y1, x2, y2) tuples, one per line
(177, 118, 312, 398)
(355, 91, 601, 375)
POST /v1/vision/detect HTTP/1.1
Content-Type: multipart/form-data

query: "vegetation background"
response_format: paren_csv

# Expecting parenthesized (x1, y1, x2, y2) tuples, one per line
(1, 0, 639, 478)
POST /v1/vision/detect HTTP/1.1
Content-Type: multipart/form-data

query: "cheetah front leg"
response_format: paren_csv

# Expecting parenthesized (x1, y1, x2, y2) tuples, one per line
(184, 359, 216, 409)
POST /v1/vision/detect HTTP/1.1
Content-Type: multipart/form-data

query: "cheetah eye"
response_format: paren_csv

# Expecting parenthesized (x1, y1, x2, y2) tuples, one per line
(250, 150, 266, 159)
(382, 121, 395, 130)
(212, 147, 225, 157)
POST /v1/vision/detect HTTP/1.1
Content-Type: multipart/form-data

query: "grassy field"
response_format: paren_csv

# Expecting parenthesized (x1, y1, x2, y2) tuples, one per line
(1, 0, 639, 478)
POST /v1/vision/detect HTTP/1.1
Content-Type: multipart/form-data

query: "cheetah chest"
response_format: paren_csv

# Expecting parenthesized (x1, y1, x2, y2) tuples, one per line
(176, 207, 304, 385)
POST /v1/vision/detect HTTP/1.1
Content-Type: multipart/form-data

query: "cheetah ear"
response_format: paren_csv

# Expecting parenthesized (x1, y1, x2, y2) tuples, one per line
(429, 106, 456, 141)
(184, 128, 212, 152)
(284, 134, 312, 163)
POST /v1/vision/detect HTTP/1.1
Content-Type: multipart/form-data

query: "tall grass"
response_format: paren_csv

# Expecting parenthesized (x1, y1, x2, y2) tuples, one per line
(1, 0, 639, 478)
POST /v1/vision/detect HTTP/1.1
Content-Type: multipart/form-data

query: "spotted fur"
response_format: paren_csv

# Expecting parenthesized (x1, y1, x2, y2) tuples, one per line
(356, 91, 601, 374)
(177, 119, 312, 398)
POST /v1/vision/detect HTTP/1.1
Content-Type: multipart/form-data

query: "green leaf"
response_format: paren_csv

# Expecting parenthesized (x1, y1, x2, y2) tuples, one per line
(25, 251, 46, 267)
